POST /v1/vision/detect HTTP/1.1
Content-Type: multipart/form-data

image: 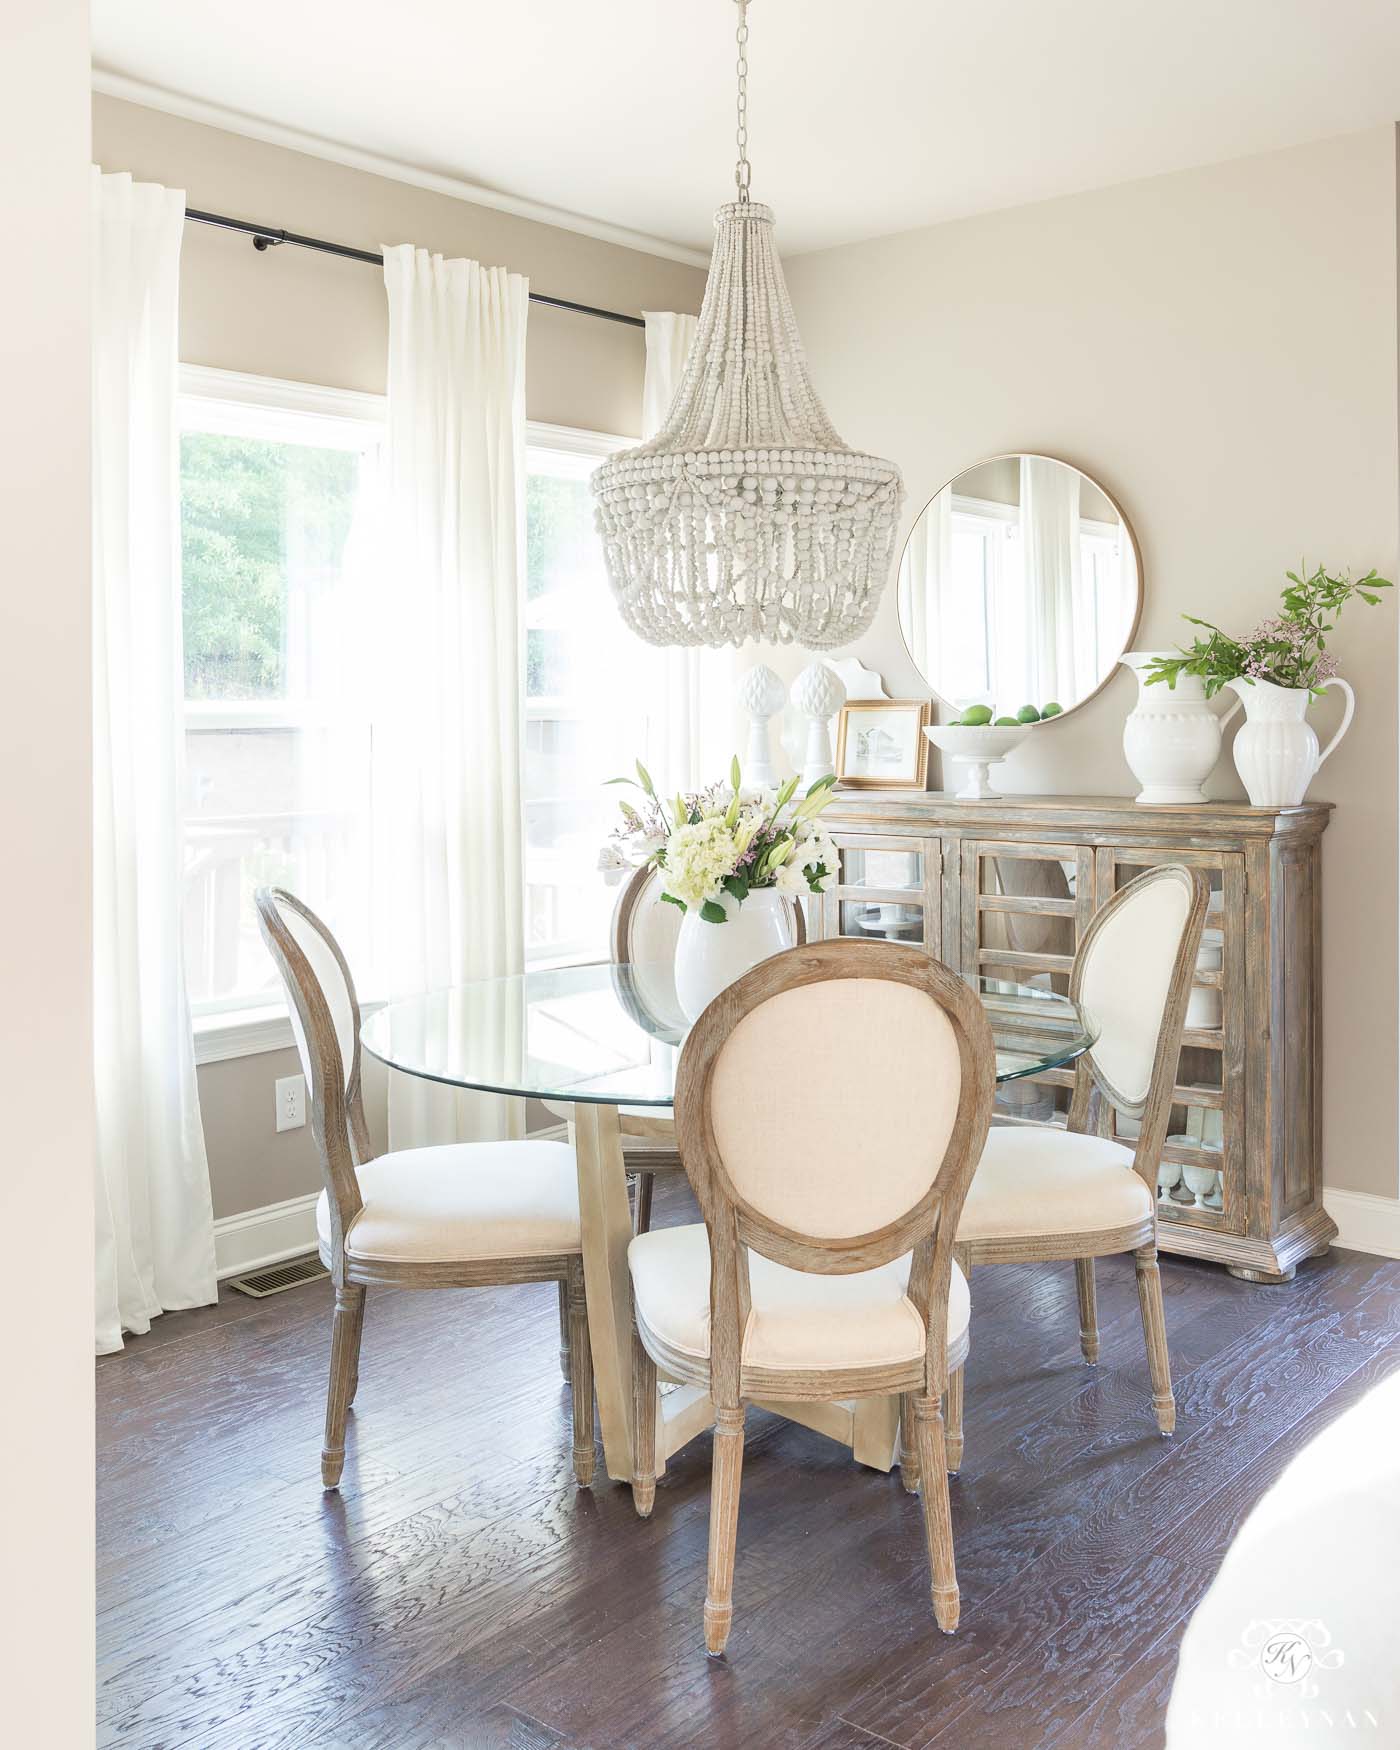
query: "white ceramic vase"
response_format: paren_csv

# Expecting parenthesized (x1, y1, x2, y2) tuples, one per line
(1226, 676, 1355, 806)
(1120, 652, 1239, 805)
(673, 887, 796, 1023)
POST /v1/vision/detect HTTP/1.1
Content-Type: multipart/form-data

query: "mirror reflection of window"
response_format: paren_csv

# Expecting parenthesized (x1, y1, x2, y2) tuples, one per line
(897, 455, 1140, 720)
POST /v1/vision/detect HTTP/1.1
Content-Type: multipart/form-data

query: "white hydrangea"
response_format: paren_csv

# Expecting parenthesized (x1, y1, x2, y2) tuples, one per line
(663, 816, 740, 910)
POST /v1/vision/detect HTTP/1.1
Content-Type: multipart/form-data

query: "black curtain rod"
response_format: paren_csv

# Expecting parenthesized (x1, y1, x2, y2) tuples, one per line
(184, 207, 647, 330)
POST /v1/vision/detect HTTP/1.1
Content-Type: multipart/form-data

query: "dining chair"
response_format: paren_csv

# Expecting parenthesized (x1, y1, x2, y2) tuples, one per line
(550, 861, 808, 1238)
(255, 887, 596, 1491)
(629, 939, 996, 1651)
(945, 863, 1209, 1472)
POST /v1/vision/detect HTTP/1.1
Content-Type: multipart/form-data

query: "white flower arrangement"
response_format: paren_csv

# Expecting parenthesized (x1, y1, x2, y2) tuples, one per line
(604, 757, 839, 924)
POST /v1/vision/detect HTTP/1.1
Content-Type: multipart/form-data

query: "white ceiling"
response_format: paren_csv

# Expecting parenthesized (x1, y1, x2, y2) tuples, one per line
(93, 0, 1400, 259)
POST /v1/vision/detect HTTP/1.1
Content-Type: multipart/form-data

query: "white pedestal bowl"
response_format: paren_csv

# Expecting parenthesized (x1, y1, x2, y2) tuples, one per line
(923, 724, 1031, 800)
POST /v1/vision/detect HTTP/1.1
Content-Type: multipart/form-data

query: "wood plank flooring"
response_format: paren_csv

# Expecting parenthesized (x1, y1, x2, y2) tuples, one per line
(97, 1182, 1400, 1749)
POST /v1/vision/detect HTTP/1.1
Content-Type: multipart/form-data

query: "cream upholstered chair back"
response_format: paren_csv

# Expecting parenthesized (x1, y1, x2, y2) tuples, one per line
(255, 887, 372, 1249)
(611, 861, 684, 965)
(1069, 864, 1209, 1166)
(676, 938, 995, 1315)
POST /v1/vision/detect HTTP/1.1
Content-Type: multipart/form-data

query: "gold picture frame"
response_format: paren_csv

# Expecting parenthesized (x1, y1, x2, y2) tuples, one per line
(835, 699, 931, 789)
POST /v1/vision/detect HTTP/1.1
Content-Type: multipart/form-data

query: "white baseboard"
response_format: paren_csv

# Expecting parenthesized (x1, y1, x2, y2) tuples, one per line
(212, 1177, 1398, 1281)
(214, 1191, 320, 1280)
(1324, 1188, 1400, 1261)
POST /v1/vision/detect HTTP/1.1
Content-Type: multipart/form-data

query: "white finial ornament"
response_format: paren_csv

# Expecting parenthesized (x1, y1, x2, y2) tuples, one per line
(738, 664, 786, 787)
(793, 662, 847, 789)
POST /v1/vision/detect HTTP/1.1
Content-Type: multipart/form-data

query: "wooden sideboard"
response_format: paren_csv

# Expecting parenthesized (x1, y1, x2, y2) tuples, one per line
(816, 792, 1334, 1283)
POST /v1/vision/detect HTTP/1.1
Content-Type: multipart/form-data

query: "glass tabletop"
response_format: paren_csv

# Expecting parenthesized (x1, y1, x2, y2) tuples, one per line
(360, 962, 1098, 1107)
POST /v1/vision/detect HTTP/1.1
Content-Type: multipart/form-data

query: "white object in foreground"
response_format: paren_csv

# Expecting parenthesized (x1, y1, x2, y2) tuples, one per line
(923, 724, 1031, 800)
(1167, 1368, 1400, 1745)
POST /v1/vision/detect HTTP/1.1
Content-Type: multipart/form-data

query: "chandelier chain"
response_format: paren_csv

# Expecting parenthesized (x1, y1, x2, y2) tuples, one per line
(734, 0, 751, 204)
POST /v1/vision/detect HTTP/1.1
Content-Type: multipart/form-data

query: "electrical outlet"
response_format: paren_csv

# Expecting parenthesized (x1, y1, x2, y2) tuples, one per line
(275, 1073, 306, 1133)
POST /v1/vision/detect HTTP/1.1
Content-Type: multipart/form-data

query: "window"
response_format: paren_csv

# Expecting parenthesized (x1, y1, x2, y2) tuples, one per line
(180, 394, 669, 1028)
(523, 427, 666, 965)
(179, 368, 383, 1020)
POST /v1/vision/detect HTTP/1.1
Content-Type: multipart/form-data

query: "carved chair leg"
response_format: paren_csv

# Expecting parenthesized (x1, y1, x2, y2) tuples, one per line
(631, 1321, 658, 1517)
(704, 1403, 746, 1658)
(947, 1242, 970, 1473)
(567, 1259, 596, 1486)
(1134, 1245, 1176, 1436)
(345, 1283, 366, 1408)
(1074, 1257, 1100, 1365)
(557, 1279, 572, 1384)
(632, 1170, 655, 1236)
(912, 1395, 960, 1633)
(899, 1392, 921, 1494)
(322, 1284, 364, 1489)
(944, 1366, 965, 1475)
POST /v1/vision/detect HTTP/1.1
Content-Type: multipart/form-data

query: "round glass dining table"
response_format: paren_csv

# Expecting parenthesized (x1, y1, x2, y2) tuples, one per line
(362, 965, 1098, 1483)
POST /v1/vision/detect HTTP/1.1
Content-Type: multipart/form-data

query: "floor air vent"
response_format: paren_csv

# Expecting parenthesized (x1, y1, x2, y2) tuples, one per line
(229, 1255, 329, 1298)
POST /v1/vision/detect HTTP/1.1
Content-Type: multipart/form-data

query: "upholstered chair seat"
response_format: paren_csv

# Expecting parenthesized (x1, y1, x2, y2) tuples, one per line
(958, 1129, 1154, 1245)
(630, 1223, 971, 1375)
(314, 1140, 581, 1267)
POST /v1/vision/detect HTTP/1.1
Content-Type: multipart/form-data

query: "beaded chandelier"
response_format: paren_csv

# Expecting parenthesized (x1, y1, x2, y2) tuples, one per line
(592, 0, 904, 650)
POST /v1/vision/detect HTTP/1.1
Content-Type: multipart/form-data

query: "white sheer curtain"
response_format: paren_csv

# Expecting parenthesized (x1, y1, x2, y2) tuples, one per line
(638, 312, 735, 789)
(1020, 455, 1082, 704)
(92, 170, 216, 1354)
(377, 245, 529, 1148)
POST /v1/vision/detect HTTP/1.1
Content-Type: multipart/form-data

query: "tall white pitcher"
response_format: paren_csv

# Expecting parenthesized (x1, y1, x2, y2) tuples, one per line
(1225, 676, 1354, 806)
(1120, 652, 1239, 805)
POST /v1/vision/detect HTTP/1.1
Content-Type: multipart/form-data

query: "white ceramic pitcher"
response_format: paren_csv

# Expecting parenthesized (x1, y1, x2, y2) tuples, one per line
(1225, 676, 1355, 806)
(1120, 652, 1240, 805)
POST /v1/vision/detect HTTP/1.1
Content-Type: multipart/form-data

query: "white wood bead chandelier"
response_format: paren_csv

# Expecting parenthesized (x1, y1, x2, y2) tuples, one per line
(592, 0, 904, 650)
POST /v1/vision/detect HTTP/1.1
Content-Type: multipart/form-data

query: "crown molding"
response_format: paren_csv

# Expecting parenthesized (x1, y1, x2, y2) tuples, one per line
(92, 68, 711, 270)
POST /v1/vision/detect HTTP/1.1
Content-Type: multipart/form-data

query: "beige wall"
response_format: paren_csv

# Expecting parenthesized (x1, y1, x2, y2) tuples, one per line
(93, 94, 704, 432)
(92, 95, 705, 1220)
(784, 127, 1400, 1199)
(1, 3, 95, 1737)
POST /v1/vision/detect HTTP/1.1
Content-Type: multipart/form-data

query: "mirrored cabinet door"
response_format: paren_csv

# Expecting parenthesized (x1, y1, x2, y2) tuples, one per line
(819, 834, 942, 957)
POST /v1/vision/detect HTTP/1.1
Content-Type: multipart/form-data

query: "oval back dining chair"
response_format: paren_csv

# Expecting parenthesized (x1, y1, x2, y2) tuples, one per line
(629, 939, 996, 1652)
(255, 887, 596, 1491)
(947, 863, 1209, 1470)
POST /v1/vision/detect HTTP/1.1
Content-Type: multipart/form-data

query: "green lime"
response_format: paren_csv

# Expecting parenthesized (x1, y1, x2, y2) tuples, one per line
(958, 705, 993, 726)
(993, 716, 1020, 727)
(1016, 704, 1041, 724)
(1041, 701, 1063, 718)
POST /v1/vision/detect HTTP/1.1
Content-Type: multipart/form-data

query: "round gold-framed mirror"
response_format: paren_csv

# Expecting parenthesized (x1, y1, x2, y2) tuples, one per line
(896, 454, 1143, 724)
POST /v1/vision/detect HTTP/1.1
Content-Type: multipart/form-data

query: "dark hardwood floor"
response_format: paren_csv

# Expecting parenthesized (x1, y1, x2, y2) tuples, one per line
(97, 1182, 1400, 1749)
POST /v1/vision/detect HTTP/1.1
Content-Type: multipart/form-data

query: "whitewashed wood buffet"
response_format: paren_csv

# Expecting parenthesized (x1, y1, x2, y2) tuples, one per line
(817, 791, 1335, 1283)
